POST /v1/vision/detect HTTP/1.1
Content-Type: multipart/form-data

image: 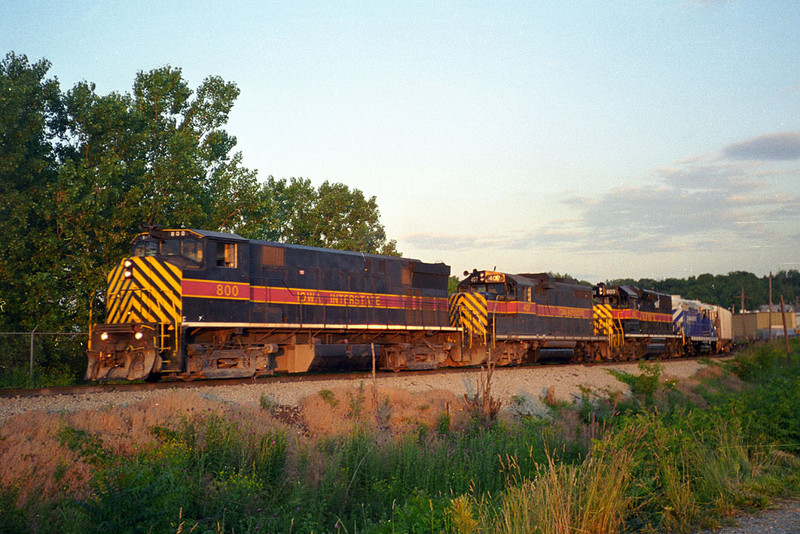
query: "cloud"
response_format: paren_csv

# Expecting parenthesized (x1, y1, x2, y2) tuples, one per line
(405, 131, 800, 278)
(723, 132, 800, 161)
(558, 136, 800, 255)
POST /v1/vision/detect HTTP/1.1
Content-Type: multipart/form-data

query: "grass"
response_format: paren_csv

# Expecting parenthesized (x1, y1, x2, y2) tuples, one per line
(2, 340, 800, 533)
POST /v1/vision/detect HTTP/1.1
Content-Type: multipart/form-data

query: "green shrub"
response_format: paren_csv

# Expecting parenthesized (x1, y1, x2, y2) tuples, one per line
(318, 388, 338, 406)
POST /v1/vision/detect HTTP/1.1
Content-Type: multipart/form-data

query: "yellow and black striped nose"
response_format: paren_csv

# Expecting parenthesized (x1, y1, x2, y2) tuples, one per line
(448, 292, 488, 338)
(106, 257, 182, 325)
(593, 303, 613, 336)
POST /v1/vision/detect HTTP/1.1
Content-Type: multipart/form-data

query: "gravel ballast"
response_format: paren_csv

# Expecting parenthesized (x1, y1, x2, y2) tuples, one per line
(0, 359, 709, 423)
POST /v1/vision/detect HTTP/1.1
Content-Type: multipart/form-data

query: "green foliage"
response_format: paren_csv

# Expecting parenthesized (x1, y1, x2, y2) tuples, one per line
(607, 269, 800, 309)
(724, 341, 800, 453)
(57, 425, 110, 467)
(258, 393, 276, 411)
(247, 176, 399, 255)
(608, 361, 675, 408)
(448, 275, 460, 294)
(75, 413, 288, 533)
(0, 53, 262, 338)
(318, 388, 339, 407)
(6, 337, 800, 533)
(0, 483, 28, 533)
(347, 382, 366, 418)
(0, 52, 65, 332)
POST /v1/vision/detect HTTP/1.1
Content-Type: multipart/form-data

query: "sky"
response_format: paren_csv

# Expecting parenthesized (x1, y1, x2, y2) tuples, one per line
(3, 0, 799, 282)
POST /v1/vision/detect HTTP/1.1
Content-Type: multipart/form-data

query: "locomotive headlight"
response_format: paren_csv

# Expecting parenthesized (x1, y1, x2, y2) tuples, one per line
(134, 331, 144, 340)
(123, 259, 134, 278)
(100, 332, 109, 341)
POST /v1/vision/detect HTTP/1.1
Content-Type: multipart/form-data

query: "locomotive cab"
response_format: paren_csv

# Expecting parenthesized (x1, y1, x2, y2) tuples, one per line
(457, 270, 515, 300)
(132, 229, 204, 268)
(87, 229, 251, 380)
(87, 228, 191, 380)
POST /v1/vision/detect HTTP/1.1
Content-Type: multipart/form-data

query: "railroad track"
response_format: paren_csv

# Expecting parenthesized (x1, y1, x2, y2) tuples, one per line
(0, 356, 707, 399)
(0, 372, 371, 398)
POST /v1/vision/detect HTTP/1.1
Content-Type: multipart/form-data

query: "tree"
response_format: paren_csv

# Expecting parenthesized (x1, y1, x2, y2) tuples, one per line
(314, 180, 397, 254)
(247, 177, 399, 255)
(55, 66, 265, 325)
(604, 270, 800, 310)
(0, 52, 65, 330)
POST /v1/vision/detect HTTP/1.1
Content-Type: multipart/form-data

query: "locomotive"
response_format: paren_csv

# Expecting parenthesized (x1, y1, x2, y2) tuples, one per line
(86, 228, 456, 380)
(86, 228, 732, 381)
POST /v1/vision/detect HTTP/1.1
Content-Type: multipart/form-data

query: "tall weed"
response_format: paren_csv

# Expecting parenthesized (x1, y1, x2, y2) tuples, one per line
(494, 429, 637, 534)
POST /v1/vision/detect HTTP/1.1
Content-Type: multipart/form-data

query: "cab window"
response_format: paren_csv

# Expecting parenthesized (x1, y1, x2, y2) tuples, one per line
(183, 239, 203, 263)
(161, 239, 180, 256)
(133, 240, 159, 257)
(161, 237, 203, 266)
(216, 242, 237, 268)
(471, 283, 505, 295)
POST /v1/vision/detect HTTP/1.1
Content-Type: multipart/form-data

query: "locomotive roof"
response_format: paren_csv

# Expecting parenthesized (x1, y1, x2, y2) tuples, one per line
(181, 229, 446, 267)
(189, 229, 247, 241)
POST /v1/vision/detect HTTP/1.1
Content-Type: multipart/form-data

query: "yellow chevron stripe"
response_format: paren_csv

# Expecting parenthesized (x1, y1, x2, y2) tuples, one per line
(448, 292, 488, 338)
(593, 304, 614, 335)
(106, 257, 182, 326)
(142, 257, 182, 314)
(593, 304, 625, 347)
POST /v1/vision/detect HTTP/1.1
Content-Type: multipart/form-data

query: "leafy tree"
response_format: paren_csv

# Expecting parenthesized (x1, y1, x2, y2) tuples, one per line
(248, 177, 399, 255)
(251, 176, 318, 244)
(314, 180, 397, 254)
(0, 57, 265, 332)
(0, 52, 65, 330)
(52, 66, 265, 327)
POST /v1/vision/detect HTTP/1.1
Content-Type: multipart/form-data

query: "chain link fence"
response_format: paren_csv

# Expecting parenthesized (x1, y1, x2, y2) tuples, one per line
(0, 331, 88, 387)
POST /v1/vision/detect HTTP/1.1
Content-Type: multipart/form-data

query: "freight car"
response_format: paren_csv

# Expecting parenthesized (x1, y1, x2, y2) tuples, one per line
(86, 228, 457, 380)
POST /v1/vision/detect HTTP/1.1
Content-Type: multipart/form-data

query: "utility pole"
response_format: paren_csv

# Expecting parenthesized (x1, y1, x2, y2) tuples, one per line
(780, 296, 791, 364)
(740, 287, 748, 341)
(769, 272, 773, 341)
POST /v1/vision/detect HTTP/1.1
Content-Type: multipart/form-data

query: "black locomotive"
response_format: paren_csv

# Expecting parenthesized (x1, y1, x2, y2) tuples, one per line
(87, 228, 456, 380)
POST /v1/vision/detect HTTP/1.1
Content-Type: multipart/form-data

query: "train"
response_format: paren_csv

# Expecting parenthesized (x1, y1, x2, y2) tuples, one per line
(86, 228, 733, 381)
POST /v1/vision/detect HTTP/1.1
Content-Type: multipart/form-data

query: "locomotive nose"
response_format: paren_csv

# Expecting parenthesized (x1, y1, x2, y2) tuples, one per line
(448, 291, 488, 342)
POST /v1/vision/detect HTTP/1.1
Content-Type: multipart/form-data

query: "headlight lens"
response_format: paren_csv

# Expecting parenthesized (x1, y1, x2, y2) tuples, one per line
(134, 332, 144, 340)
(100, 332, 109, 341)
